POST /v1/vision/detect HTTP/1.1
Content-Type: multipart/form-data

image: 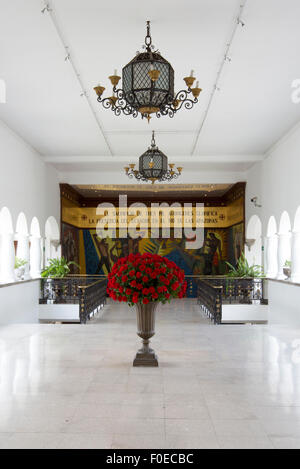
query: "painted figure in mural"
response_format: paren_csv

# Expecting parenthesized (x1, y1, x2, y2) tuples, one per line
(63, 228, 78, 273)
(94, 236, 143, 274)
(233, 226, 243, 264)
(129, 237, 142, 254)
(94, 237, 112, 274)
(169, 231, 222, 275)
(206, 232, 222, 275)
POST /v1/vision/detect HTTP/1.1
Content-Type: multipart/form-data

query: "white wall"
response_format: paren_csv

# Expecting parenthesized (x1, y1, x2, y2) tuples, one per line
(245, 121, 300, 327)
(0, 120, 60, 233)
(245, 122, 300, 233)
(268, 280, 300, 327)
(0, 280, 40, 323)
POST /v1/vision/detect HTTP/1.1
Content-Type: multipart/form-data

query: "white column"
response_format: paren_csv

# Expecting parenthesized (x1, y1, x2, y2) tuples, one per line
(16, 233, 30, 280)
(291, 231, 300, 283)
(266, 234, 278, 278)
(0, 233, 16, 283)
(45, 237, 51, 265)
(277, 232, 292, 279)
(263, 236, 268, 274)
(30, 235, 41, 278)
(40, 237, 45, 270)
(56, 244, 61, 259)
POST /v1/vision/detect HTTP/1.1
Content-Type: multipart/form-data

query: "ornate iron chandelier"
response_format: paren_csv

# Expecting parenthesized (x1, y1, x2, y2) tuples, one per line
(124, 131, 182, 184)
(94, 21, 202, 122)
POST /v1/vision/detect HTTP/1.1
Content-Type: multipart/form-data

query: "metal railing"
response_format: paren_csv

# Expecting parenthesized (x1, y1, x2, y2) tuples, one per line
(194, 276, 267, 324)
(39, 276, 107, 324)
(197, 279, 222, 324)
(204, 277, 265, 304)
(78, 279, 107, 324)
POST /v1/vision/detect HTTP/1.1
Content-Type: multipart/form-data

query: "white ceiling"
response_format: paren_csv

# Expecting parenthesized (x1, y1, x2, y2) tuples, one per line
(0, 0, 300, 173)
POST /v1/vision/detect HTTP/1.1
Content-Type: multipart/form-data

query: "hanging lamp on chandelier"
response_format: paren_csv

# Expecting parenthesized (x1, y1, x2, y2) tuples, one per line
(94, 21, 202, 122)
(124, 131, 182, 184)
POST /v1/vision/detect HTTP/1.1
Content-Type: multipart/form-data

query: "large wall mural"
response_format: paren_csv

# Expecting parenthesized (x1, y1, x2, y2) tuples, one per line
(60, 184, 246, 293)
(79, 228, 234, 277)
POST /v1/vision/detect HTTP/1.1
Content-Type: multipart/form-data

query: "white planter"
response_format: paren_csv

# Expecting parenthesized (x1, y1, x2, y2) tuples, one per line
(14, 266, 25, 281)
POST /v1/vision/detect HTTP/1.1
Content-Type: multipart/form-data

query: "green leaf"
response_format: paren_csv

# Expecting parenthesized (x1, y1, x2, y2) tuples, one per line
(41, 257, 80, 278)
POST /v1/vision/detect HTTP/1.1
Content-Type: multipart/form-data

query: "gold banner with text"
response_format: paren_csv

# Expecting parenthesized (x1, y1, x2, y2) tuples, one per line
(62, 199, 244, 229)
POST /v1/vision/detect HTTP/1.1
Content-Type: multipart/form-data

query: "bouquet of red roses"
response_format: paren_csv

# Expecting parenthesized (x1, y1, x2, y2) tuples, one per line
(107, 252, 187, 306)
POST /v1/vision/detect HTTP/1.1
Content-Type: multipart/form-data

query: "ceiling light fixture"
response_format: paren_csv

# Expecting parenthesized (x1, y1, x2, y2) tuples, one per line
(124, 131, 183, 184)
(94, 21, 202, 123)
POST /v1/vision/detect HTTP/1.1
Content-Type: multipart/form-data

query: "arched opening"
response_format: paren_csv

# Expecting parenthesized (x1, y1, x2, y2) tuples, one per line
(0, 78, 6, 104)
(45, 216, 60, 264)
(0, 207, 16, 283)
(277, 211, 292, 279)
(291, 206, 300, 282)
(29, 217, 41, 278)
(279, 211, 292, 234)
(30, 217, 41, 238)
(16, 212, 28, 236)
(15, 212, 30, 280)
(245, 215, 262, 267)
(294, 206, 300, 233)
(0, 207, 14, 235)
(267, 216, 277, 237)
(266, 216, 278, 278)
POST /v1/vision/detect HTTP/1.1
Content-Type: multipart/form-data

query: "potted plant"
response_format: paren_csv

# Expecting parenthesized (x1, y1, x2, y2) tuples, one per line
(14, 257, 27, 281)
(41, 257, 79, 278)
(107, 252, 187, 367)
(41, 257, 79, 303)
(225, 253, 265, 304)
(283, 260, 291, 279)
(225, 253, 264, 278)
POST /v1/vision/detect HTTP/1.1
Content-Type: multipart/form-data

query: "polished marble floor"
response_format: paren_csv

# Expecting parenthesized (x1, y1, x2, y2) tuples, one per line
(1, 299, 300, 448)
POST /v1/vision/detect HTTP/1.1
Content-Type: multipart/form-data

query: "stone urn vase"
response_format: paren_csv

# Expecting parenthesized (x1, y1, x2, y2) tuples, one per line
(106, 253, 187, 368)
(133, 302, 158, 367)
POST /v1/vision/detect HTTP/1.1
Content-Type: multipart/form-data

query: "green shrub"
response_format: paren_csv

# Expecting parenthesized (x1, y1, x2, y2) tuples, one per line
(14, 257, 27, 269)
(41, 257, 79, 278)
(225, 253, 264, 278)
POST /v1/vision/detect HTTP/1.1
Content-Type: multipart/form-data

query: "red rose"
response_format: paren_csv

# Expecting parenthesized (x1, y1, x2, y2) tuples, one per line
(108, 253, 185, 304)
(132, 295, 139, 304)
